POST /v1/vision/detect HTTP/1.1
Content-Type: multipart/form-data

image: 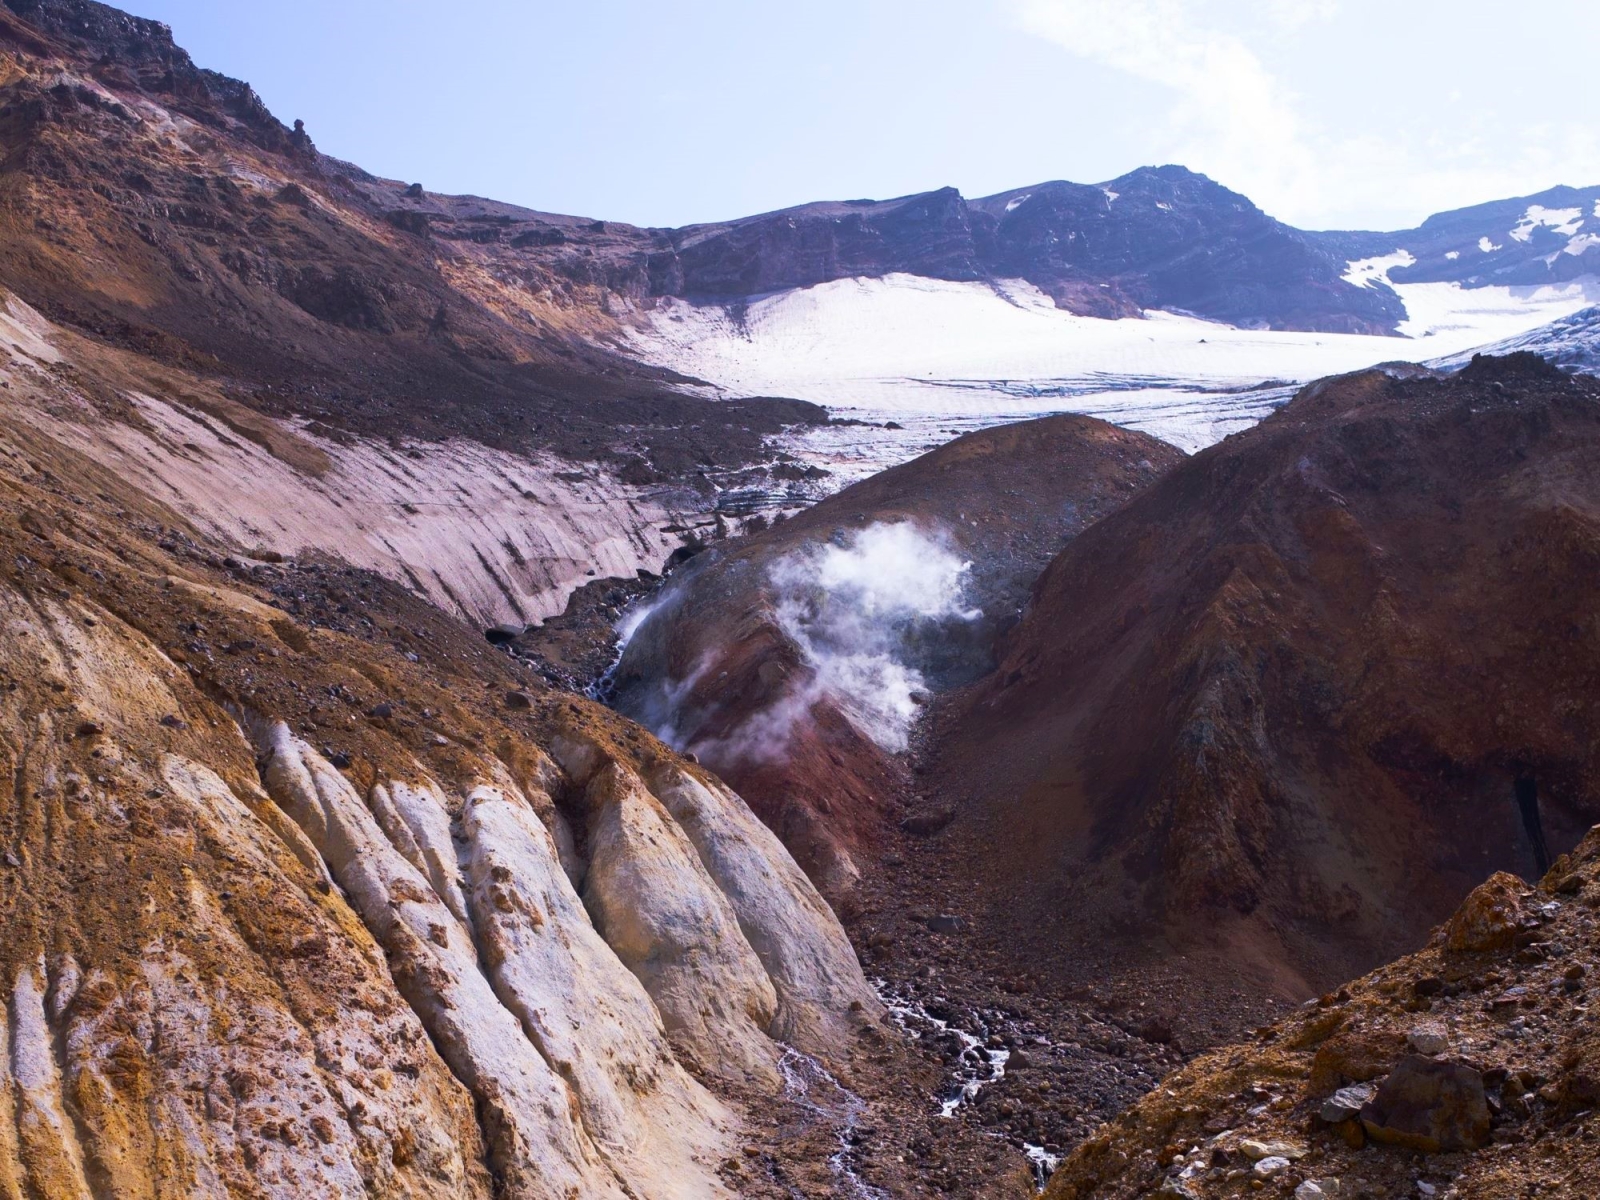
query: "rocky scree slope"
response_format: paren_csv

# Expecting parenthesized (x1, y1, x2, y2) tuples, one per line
(0, 0, 827, 545)
(608, 413, 1183, 910)
(0, 0, 842, 628)
(0, 396, 885, 1198)
(929, 353, 1600, 1006)
(1039, 836, 1600, 1199)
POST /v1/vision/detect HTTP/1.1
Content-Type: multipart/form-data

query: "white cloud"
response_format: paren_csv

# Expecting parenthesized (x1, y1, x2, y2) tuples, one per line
(1012, 0, 1600, 229)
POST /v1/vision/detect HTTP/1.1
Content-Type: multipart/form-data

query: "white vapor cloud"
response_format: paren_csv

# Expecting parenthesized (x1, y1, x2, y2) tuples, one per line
(1013, 0, 1600, 229)
(637, 523, 979, 767)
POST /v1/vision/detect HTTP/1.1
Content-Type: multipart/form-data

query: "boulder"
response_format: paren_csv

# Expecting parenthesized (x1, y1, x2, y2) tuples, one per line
(1443, 872, 1527, 952)
(1359, 1055, 1491, 1153)
(901, 807, 956, 836)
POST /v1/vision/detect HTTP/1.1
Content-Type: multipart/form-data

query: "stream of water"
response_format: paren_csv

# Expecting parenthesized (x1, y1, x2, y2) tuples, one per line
(776, 1046, 889, 1200)
(875, 979, 1065, 1191)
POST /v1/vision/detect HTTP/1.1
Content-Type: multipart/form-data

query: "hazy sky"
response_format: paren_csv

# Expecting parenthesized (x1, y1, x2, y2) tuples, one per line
(126, 0, 1598, 232)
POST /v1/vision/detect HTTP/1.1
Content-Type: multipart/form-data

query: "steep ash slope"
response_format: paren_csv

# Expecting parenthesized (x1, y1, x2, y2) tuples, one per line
(609, 414, 1182, 907)
(931, 353, 1600, 1001)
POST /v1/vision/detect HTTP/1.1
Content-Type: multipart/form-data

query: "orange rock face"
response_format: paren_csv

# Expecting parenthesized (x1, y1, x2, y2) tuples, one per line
(1443, 871, 1529, 952)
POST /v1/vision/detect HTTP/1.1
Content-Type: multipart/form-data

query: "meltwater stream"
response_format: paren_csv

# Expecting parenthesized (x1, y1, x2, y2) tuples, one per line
(777, 1046, 889, 1200)
(875, 980, 1062, 1190)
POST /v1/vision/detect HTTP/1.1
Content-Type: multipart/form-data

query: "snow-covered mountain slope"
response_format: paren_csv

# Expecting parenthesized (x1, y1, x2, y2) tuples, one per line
(627, 272, 1597, 459)
(1431, 304, 1600, 375)
(1327, 185, 1600, 291)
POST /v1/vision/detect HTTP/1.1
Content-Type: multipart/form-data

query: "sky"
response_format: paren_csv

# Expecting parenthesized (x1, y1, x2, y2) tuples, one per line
(124, 0, 1600, 233)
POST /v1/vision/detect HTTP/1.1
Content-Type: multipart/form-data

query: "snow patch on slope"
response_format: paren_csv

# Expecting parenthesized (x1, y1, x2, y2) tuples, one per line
(1510, 205, 1584, 243)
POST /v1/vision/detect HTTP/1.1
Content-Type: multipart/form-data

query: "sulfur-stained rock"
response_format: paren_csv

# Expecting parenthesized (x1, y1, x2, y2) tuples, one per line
(257, 726, 630, 1200)
(1309, 1028, 1406, 1093)
(1443, 872, 1528, 953)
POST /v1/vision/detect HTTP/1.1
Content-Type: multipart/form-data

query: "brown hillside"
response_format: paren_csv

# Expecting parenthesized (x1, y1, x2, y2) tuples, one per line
(931, 353, 1600, 1002)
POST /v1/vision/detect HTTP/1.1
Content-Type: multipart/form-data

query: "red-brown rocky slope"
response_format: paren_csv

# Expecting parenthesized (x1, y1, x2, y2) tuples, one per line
(1040, 833, 1600, 1199)
(930, 352, 1600, 1003)
(0, 0, 823, 473)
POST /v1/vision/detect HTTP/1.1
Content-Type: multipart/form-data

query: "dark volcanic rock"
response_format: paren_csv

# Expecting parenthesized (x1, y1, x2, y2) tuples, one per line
(1359, 1056, 1491, 1153)
(1325, 183, 1600, 291)
(664, 187, 984, 299)
(971, 166, 1404, 333)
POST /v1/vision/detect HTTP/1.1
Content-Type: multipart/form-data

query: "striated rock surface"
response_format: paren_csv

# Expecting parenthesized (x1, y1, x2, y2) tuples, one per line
(576, 760, 781, 1087)
(0, 379, 877, 1197)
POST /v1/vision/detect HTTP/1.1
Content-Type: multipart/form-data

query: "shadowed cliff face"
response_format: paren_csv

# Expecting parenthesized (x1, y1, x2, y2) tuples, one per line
(931, 353, 1600, 993)
(610, 414, 1184, 908)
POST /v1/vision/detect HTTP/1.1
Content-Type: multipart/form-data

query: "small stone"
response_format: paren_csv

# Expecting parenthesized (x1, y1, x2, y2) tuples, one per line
(926, 914, 965, 934)
(1240, 1139, 1307, 1162)
(328, 751, 352, 770)
(74, 720, 103, 738)
(1252, 1156, 1290, 1179)
(2, 851, 19, 868)
(1407, 1025, 1449, 1056)
(1320, 1084, 1375, 1123)
(504, 690, 534, 710)
(901, 808, 956, 837)
(367, 702, 394, 719)
(158, 714, 186, 730)
(1295, 1181, 1342, 1200)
